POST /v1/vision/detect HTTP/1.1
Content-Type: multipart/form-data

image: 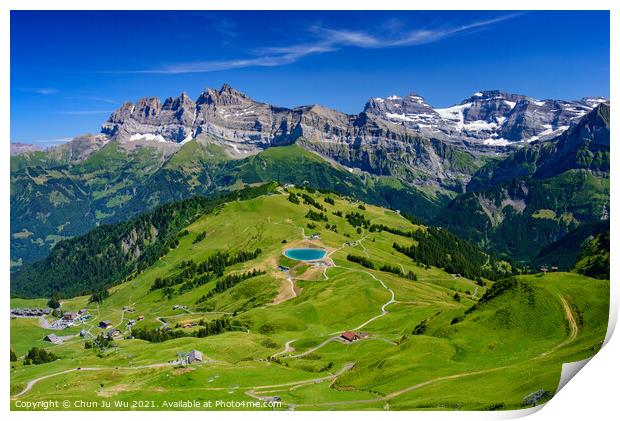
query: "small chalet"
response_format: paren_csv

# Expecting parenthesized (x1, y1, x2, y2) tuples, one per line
(107, 328, 121, 339)
(341, 331, 368, 342)
(137, 315, 144, 321)
(551, 266, 559, 272)
(62, 312, 77, 321)
(43, 333, 63, 344)
(78, 309, 87, 315)
(341, 331, 360, 342)
(188, 350, 203, 364)
(99, 320, 112, 329)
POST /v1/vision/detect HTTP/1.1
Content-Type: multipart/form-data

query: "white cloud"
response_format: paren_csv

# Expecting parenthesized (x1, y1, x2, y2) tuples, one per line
(67, 95, 118, 104)
(59, 110, 114, 115)
(120, 14, 521, 74)
(16, 87, 59, 95)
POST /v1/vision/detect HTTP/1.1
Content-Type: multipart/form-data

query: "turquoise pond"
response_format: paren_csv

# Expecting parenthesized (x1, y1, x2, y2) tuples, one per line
(284, 248, 327, 261)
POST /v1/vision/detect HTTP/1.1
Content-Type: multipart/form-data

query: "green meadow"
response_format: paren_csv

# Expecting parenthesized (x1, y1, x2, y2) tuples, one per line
(10, 187, 609, 410)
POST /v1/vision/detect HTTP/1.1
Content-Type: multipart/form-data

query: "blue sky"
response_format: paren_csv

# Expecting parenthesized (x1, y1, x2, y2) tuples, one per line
(11, 10, 609, 145)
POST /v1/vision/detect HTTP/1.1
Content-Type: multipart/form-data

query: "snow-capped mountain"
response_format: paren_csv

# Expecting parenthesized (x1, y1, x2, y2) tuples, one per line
(365, 90, 607, 146)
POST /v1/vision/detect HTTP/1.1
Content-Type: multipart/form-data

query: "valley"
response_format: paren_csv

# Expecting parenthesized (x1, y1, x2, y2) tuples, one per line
(10, 186, 609, 410)
(10, 86, 610, 270)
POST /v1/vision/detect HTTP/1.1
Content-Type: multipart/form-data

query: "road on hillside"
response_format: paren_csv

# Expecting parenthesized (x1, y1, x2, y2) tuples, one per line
(266, 293, 582, 408)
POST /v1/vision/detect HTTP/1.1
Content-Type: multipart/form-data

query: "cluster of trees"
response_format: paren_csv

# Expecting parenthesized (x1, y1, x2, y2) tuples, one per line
(132, 317, 240, 342)
(306, 210, 328, 222)
(346, 212, 371, 229)
(131, 326, 188, 343)
(151, 248, 262, 292)
(346, 254, 414, 279)
(47, 294, 60, 309)
(324, 197, 335, 205)
(23, 347, 58, 365)
(84, 334, 114, 351)
(12, 184, 277, 298)
(196, 269, 266, 303)
(325, 223, 338, 232)
(288, 193, 300, 204)
(379, 263, 403, 276)
(177, 273, 214, 295)
(347, 254, 375, 269)
(168, 237, 180, 249)
(89, 287, 110, 303)
(392, 226, 506, 280)
(369, 223, 414, 237)
(301, 193, 326, 212)
(195, 318, 239, 338)
(193, 231, 207, 244)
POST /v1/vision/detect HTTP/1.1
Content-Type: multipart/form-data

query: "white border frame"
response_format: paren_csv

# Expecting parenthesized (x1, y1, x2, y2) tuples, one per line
(1, 2, 616, 421)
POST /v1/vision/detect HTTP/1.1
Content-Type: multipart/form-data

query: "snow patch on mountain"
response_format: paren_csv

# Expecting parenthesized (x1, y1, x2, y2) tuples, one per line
(129, 133, 167, 142)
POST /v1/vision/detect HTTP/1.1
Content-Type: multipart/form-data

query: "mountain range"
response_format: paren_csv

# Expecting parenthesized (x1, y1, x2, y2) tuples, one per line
(10, 84, 610, 267)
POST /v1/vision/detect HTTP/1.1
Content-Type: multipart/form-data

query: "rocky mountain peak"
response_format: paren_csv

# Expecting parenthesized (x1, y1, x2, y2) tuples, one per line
(196, 84, 250, 107)
(162, 92, 194, 109)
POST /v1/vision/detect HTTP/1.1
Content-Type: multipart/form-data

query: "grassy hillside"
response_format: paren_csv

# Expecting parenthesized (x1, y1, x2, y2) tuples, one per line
(10, 188, 608, 410)
(11, 141, 450, 267)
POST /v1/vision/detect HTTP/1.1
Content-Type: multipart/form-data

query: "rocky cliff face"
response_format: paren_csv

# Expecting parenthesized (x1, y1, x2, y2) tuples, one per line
(98, 84, 608, 151)
(87, 84, 606, 192)
(365, 90, 606, 146)
(468, 104, 610, 189)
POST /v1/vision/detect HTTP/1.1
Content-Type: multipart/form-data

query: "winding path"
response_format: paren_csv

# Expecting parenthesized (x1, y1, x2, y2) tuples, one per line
(268, 292, 583, 408)
(284, 235, 396, 358)
(12, 362, 175, 399)
(272, 339, 297, 358)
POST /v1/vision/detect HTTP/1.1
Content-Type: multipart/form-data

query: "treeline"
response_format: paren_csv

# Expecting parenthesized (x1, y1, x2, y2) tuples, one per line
(306, 210, 328, 222)
(11, 183, 278, 298)
(132, 317, 241, 342)
(288, 193, 300, 204)
(23, 347, 59, 365)
(89, 287, 110, 304)
(151, 248, 262, 293)
(346, 254, 414, 279)
(301, 193, 326, 211)
(369, 223, 414, 237)
(196, 269, 266, 303)
(346, 212, 371, 229)
(193, 231, 207, 244)
(393, 226, 506, 280)
(347, 254, 375, 269)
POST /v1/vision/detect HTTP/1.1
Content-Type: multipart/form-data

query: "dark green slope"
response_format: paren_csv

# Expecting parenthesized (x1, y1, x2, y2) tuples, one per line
(10, 142, 171, 266)
(572, 227, 610, 280)
(11, 184, 278, 298)
(435, 105, 610, 263)
(533, 221, 609, 272)
(11, 141, 449, 266)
